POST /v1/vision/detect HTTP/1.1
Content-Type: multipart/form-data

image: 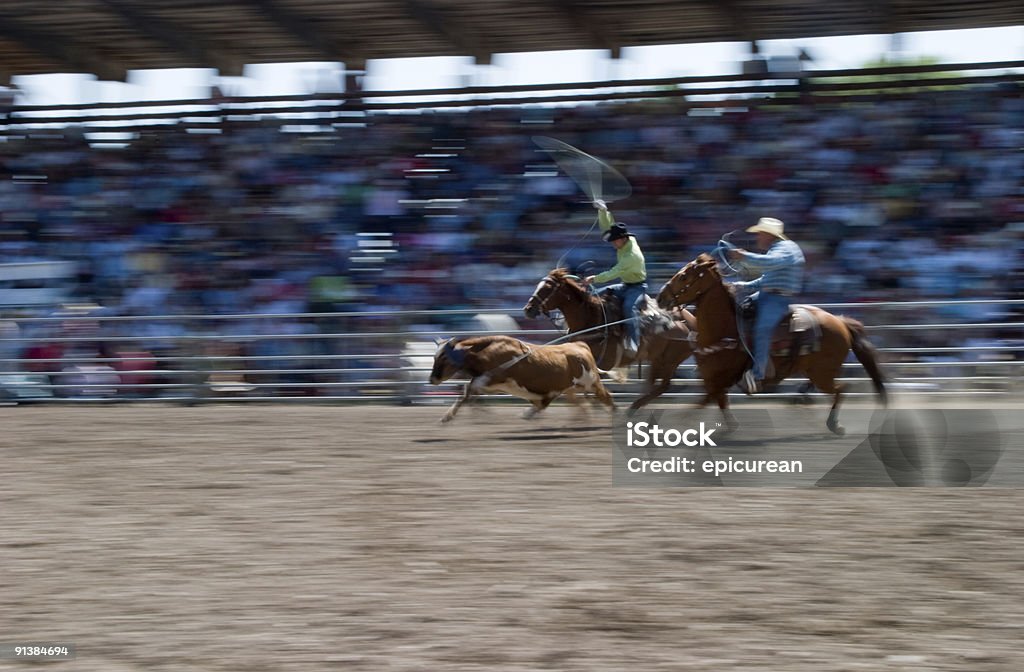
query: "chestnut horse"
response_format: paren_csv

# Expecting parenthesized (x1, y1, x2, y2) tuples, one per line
(657, 254, 886, 434)
(524, 269, 696, 410)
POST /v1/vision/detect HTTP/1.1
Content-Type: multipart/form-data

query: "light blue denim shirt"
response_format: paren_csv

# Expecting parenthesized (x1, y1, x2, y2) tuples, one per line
(734, 239, 805, 296)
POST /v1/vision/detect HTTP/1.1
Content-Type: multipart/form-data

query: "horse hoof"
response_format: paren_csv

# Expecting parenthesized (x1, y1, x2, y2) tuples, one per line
(440, 414, 454, 424)
(828, 423, 846, 436)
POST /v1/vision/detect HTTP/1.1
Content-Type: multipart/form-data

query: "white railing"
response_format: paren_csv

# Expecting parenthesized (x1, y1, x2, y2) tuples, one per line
(0, 299, 1021, 404)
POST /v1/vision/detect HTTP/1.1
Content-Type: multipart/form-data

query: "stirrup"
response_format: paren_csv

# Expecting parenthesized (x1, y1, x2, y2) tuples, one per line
(742, 370, 761, 395)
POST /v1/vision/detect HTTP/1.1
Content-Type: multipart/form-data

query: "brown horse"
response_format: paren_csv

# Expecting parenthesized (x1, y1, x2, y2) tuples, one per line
(657, 253, 886, 434)
(524, 268, 696, 410)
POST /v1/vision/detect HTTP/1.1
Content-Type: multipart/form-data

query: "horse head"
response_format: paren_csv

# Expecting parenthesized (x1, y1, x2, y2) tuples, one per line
(523, 268, 587, 319)
(657, 253, 723, 309)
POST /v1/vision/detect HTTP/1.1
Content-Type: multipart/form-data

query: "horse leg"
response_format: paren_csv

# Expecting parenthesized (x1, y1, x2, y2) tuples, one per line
(794, 381, 815, 406)
(826, 394, 844, 436)
(699, 383, 738, 431)
(630, 367, 671, 410)
(632, 340, 694, 410)
(715, 388, 739, 433)
(807, 366, 845, 436)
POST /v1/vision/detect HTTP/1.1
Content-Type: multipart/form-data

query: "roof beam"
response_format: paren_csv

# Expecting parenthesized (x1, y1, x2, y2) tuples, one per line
(705, 0, 754, 42)
(0, 15, 126, 80)
(864, 0, 898, 33)
(249, 0, 348, 63)
(549, 0, 620, 58)
(398, 0, 489, 63)
(95, 0, 246, 76)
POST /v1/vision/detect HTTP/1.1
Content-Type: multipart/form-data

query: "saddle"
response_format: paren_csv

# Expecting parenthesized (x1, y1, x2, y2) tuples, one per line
(739, 297, 822, 358)
(598, 289, 677, 347)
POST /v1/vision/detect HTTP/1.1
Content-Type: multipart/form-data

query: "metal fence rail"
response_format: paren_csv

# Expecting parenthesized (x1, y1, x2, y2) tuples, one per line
(0, 299, 1020, 404)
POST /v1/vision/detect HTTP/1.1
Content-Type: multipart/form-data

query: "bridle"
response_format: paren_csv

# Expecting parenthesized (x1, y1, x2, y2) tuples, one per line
(527, 273, 616, 366)
(660, 264, 715, 309)
(527, 275, 561, 317)
(659, 262, 748, 358)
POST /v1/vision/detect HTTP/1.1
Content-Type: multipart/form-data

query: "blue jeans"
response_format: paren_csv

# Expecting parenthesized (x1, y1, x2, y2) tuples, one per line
(751, 291, 791, 380)
(607, 282, 647, 347)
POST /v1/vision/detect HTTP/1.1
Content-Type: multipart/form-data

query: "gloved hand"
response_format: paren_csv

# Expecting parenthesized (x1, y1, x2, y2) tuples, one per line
(592, 199, 608, 211)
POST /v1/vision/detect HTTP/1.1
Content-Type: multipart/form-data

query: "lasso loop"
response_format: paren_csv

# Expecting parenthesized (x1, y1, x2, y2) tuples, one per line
(713, 232, 744, 277)
(533, 136, 630, 274)
(713, 232, 756, 362)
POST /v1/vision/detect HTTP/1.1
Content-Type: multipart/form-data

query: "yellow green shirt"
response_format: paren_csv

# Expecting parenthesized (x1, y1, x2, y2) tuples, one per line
(594, 209, 646, 284)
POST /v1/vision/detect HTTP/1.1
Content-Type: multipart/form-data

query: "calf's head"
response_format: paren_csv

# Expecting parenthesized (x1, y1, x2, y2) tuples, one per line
(429, 338, 468, 384)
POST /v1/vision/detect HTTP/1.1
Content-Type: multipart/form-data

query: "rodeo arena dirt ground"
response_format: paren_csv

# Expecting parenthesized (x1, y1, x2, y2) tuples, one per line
(3, 400, 1023, 671)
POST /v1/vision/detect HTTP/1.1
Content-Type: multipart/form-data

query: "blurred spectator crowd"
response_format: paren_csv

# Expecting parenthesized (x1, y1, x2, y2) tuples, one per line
(0, 82, 1021, 397)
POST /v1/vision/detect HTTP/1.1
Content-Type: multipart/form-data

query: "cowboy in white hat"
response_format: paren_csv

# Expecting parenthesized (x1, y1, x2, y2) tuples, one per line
(726, 217, 805, 394)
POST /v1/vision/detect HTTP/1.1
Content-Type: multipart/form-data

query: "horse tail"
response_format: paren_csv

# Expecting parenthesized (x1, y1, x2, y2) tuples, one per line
(841, 316, 887, 406)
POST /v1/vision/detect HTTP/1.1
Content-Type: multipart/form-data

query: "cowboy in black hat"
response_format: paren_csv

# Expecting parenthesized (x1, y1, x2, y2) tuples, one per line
(584, 200, 647, 358)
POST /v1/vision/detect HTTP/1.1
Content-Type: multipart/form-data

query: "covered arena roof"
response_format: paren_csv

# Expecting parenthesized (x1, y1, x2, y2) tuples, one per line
(0, 0, 1021, 81)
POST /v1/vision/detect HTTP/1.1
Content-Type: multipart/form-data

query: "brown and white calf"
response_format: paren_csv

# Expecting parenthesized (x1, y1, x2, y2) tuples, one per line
(429, 335, 615, 423)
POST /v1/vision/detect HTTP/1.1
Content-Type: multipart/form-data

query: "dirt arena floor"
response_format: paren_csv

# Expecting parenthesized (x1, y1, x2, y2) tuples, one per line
(2, 403, 1024, 671)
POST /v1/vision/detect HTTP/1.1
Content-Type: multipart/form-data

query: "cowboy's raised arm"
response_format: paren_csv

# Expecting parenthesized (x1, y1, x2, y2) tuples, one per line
(593, 199, 614, 233)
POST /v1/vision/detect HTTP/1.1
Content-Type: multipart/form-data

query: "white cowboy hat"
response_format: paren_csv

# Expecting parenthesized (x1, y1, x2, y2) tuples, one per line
(746, 217, 788, 240)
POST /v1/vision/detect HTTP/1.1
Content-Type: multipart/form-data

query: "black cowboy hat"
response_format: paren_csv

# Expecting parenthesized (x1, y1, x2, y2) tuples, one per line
(602, 222, 633, 242)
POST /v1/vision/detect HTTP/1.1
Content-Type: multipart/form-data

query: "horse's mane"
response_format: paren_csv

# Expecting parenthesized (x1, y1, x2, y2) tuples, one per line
(548, 268, 604, 309)
(690, 253, 738, 304)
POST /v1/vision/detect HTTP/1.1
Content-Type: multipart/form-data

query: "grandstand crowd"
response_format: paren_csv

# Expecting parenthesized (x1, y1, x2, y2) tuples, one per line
(1, 83, 1021, 396)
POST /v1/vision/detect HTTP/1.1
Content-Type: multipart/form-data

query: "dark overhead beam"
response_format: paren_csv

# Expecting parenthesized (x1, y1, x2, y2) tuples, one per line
(95, 0, 246, 75)
(550, 0, 620, 58)
(864, 0, 897, 33)
(0, 14, 125, 80)
(398, 0, 488, 63)
(705, 0, 753, 42)
(249, 0, 348, 64)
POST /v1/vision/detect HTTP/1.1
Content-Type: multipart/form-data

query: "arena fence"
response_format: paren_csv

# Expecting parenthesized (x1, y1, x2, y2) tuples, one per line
(0, 299, 1021, 405)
